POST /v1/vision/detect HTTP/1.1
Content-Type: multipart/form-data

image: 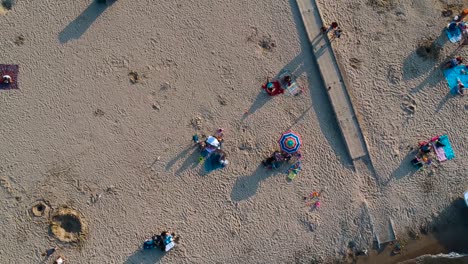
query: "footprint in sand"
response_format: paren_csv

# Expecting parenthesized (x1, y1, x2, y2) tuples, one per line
(401, 95, 416, 115)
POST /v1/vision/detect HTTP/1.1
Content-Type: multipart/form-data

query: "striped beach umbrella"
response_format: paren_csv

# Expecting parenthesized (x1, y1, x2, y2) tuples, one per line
(278, 130, 302, 153)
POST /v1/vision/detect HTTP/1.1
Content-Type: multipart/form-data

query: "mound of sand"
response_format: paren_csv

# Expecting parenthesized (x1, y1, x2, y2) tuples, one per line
(50, 207, 88, 243)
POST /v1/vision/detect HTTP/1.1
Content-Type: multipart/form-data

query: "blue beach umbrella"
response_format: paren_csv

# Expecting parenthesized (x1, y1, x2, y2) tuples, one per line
(278, 130, 302, 154)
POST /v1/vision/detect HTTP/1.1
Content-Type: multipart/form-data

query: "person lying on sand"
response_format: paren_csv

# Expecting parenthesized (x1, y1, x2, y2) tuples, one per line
(444, 56, 463, 69)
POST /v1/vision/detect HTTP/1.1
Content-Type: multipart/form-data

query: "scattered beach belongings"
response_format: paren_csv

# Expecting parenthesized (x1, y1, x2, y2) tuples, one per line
(128, 70, 139, 84)
(143, 231, 178, 252)
(41, 246, 57, 258)
(278, 130, 302, 154)
(446, 21, 463, 43)
(443, 65, 468, 95)
(411, 135, 455, 170)
(304, 191, 322, 211)
(442, 10, 453, 17)
(286, 160, 302, 181)
(54, 256, 65, 264)
(49, 206, 88, 243)
(0, 64, 19, 90)
(30, 200, 51, 218)
(279, 70, 302, 96)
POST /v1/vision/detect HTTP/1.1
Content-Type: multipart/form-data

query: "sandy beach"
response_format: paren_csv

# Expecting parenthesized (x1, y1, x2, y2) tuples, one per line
(0, 0, 467, 263)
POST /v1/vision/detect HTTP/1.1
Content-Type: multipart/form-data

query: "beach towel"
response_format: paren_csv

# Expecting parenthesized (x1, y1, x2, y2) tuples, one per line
(446, 24, 462, 43)
(433, 144, 447, 162)
(443, 65, 468, 94)
(438, 134, 455, 160)
(0, 64, 19, 90)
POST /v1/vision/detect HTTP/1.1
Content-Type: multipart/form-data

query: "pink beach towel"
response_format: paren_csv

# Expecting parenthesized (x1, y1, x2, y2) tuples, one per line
(0, 64, 19, 90)
(433, 144, 447, 162)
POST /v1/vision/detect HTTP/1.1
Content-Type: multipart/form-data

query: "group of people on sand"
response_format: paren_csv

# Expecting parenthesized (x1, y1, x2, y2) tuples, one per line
(194, 128, 229, 168)
(321, 22, 342, 41)
(143, 231, 179, 252)
(449, 9, 468, 49)
(411, 139, 445, 169)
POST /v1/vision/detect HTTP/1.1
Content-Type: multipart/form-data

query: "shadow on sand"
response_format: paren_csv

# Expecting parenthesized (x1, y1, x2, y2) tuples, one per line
(124, 249, 163, 264)
(430, 198, 468, 253)
(165, 145, 200, 176)
(58, 1, 113, 43)
(402, 30, 447, 82)
(388, 150, 419, 182)
(231, 165, 284, 202)
(287, 0, 352, 167)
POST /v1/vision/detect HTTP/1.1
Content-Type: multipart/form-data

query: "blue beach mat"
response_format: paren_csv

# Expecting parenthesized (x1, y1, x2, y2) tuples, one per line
(438, 134, 455, 160)
(446, 25, 462, 43)
(443, 65, 468, 94)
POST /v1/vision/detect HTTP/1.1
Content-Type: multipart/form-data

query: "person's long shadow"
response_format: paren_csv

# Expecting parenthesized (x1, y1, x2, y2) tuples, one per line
(435, 91, 456, 113)
(165, 145, 200, 176)
(242, 91, 271, 120)
(58, 1, 113, 43)
(386, 150, 419, 184)
(230, 165, 283, 202)
(402, 29, 447, 82)
(124, 249, 163, 264)
(287, 0, 352, 167)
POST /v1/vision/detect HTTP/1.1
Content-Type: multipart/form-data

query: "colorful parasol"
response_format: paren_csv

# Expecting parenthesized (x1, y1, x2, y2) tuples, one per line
(278, 130, 302, 153)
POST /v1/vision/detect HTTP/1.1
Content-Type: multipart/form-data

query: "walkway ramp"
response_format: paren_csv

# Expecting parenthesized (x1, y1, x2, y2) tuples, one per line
(295, 0, 368, 160)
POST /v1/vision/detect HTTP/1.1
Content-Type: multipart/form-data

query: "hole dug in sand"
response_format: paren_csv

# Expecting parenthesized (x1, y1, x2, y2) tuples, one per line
(50, 207, 88, 243)
(30, 200, 51, 218)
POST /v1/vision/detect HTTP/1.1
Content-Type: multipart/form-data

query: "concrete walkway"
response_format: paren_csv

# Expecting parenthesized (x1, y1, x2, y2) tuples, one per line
(295, 0, 368, 161)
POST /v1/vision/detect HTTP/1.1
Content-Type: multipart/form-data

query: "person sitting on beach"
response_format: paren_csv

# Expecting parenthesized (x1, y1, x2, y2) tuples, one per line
(321, 22, 338, 33)
(262, 77, 284, 96)
(330, 27, 343, 41)
(2, 75, 12, 84)
(419, 143, 431, 154)
(457, 79, 466, 96)
(262, 151, 282, 169)
(444, 56, 463, 69)
(283, 75, 292, 86)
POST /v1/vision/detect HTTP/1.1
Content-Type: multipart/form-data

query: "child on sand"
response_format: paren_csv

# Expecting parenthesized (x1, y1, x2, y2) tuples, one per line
(457, 79, 466, 96)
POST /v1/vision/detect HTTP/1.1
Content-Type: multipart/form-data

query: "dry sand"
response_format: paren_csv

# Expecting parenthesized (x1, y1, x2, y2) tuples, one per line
(0, 0, 467, 263)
